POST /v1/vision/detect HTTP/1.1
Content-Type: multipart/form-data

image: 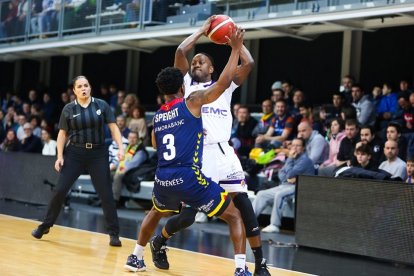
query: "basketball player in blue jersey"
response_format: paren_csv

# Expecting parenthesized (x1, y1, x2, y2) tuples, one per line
(148, 17, 270, 276)
(125, 26, 250, 276)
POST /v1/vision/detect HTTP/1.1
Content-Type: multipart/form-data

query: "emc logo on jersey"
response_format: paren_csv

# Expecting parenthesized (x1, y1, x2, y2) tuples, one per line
(201, 107, 228, 116)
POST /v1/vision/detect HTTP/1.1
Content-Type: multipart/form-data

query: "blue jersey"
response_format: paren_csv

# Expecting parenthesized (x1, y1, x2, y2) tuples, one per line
(153, 98, 203, 168)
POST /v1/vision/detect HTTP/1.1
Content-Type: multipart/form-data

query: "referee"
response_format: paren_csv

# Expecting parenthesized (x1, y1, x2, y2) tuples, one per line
(31, 76, 125, 247)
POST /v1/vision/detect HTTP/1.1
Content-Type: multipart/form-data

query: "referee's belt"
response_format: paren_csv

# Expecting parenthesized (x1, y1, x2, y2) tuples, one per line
(70, 142, 104, 149)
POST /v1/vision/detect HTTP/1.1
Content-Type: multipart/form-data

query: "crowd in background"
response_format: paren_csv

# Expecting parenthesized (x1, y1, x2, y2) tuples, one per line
(1, 75, 414, 222)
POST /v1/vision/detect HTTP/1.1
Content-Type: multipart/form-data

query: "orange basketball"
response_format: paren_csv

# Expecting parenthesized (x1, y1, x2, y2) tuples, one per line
(207, 15, 236, 45)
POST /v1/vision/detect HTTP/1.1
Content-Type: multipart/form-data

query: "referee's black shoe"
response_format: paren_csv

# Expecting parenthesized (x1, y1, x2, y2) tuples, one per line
(150, 236, 169, 269)
(31, 226, 50, 239)
(109, 235, 122, 247)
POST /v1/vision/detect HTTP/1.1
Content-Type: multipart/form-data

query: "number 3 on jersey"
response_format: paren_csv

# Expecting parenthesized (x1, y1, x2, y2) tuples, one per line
(162, 134, 176, 160)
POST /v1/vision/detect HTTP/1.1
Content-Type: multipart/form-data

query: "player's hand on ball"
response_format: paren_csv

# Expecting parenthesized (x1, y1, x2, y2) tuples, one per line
(227, 25, 244, 50)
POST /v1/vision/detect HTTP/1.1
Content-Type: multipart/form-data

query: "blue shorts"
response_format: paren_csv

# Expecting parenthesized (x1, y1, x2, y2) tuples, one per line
(152, 166, 230, 217)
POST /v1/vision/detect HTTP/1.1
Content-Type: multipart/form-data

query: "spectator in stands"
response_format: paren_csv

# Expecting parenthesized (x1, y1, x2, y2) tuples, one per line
(16, 0, 30, 36)
(356, 125, 383, 167)
(402, 92, 414, 132)
(20, 122, 43, 153)
(386, 122, 407, 161)
(128, 106, 148, 145)
(126, 0, 140, 23)
(0, 129, 21, 152)
(252, 138, 314, 233)
(41, 128, 56, 156)
(112, 131, 147, 207)
(120, 102, 131, 123)
(231, 105, 257, 158)
(311, 105, 327, 136)
(27, 89, 41, 106)
(271, 88, 284, 105)
(0, 0, 19, 38)
(30, 0, 44, 35)
(351, 144, 377, 170)
(255, 99, 295, 150)
(115, 90, 126, 116)
(290, 89, 306, 118)
(320, 118, 345, 169)
(116, 115, 131, 139)
(124, 93, 139, 111)
(406, 157, 414, 184)
(3, 107, 18, 133)
(57, 91, 70, 113)
(398, 79, 412, 97)
(326, 92, 346, 119)
(376, 82, 398, 129)
(22, 102, 31, 118)
(379, 140, 407, 180)
(42, 92, 57, 123)
(340, 105, 357, 122)
(318, 119, 359, 176)
(29, 115, 42, 138)
(351, 84, 376, 127)
(370, 85, 382, 111)
(340, 75, 354, 105)
(16, 114, 27, 141)
(252, 99, 275, 138)
(281, 80, 294, 105)
(296, 121, 329, 166)
(231, 102, 241, 129)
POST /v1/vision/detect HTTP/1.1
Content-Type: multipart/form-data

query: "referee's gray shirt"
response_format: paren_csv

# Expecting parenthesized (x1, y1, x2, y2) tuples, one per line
(58, 97, 115, 144)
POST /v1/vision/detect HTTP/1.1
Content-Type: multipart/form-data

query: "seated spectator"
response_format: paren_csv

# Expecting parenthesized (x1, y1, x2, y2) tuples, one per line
(16, 114, 27, 141)
(252, 99, 275, 138)
(406, 157, 414, 184)
(376, 82, 398, 129)
(231, 105, 258, 158)
(325, 92, 346, 119)
(318, 119, 360, 176)
(0, 129, 21, 152)
(379, 140, 407, 180)
(351, 144, 377, 171)
(270, 85, 284, 105)
(252, 138, 315, 233)
(116, 115, 131, 139)
(255, 99, 295, 150)
(355, 125, 383, 167)
(370, 85, 382, 111)
(386, 122, 407, 161)
(320, 118, 345, 168)
(402, 92, 414, 132)
(128, 106, 148, 145)
(290, 89, 306, 120)
(340, 105, 357, 122)
(41, 128, 56, 156)
(351, 84, 376, 127)
(29, 115, 42, 138)
(112, 131, 148, 206)
(340, 74, 354, 105)
(20, 122, 43, 153)
(296, 121, 329, 166)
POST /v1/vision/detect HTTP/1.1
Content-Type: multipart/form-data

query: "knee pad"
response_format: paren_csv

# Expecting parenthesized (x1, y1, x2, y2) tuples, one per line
(165, 207, 197, 236)
(233, 193, 260, 237)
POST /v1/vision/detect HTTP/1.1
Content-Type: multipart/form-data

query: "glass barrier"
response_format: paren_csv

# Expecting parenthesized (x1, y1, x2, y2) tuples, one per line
(0, 0, 410, 45)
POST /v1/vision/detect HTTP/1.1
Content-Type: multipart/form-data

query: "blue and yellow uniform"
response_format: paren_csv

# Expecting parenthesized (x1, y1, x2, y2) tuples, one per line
(152, 98, 230, 216)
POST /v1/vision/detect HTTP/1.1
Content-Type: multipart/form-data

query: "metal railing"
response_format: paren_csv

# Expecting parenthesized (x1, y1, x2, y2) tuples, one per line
(0, 0, 409, 46)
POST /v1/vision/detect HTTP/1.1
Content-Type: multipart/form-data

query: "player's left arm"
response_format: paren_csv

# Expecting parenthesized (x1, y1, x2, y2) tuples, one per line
(233, 45, 254, 86)
(151, 129, 156, 149)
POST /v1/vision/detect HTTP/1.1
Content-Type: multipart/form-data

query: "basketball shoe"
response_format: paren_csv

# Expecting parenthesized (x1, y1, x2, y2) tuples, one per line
(150, 235, 169, 269)
(254, 258, 271, 276)
(234, 267, 249, 276)
(124, 254, 146, 272)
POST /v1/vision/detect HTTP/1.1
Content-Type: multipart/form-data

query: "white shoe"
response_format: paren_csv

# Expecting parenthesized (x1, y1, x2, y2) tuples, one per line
(195, 212, 208, 223)
(261, 224, 280, 233)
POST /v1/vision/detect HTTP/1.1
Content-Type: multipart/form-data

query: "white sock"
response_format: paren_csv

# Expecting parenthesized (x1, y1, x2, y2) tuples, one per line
(235, 254, 246, 270)
(133, 244, 145, 259)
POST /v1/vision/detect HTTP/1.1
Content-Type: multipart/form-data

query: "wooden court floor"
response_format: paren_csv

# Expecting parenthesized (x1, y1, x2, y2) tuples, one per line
(0, 214, 314, 276)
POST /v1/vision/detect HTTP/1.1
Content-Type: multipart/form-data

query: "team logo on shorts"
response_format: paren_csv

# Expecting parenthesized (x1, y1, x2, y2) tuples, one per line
(96, 109, 101, 115)
(241, 179, 246, 187)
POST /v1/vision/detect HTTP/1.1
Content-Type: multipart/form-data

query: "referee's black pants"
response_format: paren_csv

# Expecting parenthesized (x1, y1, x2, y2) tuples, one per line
(40, 145, 120, 236)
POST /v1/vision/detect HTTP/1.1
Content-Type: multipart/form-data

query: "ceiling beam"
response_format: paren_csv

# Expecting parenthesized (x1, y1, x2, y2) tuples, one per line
(324, 19, 376, 32)
(263, 26, 314, 41)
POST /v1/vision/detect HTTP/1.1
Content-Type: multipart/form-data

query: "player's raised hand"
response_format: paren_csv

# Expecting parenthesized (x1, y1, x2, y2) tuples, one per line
(226, 25, 244, 50)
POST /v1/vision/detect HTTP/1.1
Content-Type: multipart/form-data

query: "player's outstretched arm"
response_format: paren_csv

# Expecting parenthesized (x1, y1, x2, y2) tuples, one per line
(233, 45, 255, 86)
(174, 16, 215, 75)
(186, 26, 244, 116)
